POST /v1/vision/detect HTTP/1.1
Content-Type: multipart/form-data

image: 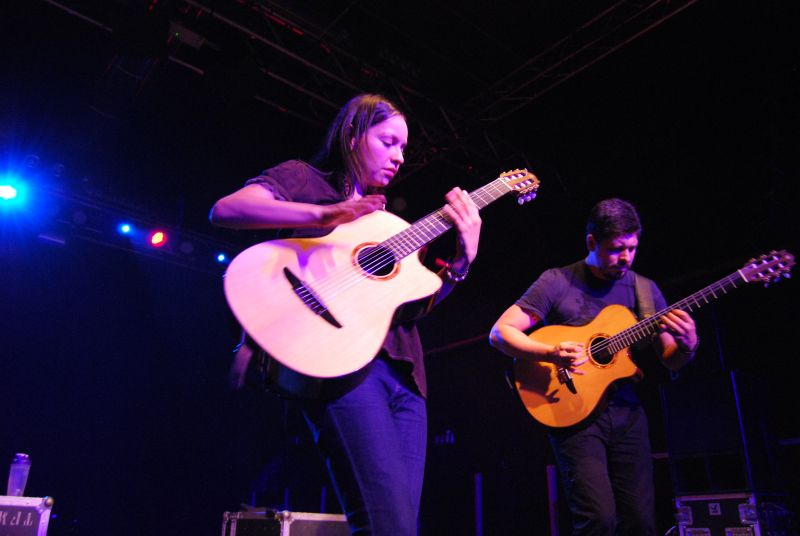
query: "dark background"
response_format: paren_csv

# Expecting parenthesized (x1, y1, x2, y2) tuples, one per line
(1, 1, 798, 534)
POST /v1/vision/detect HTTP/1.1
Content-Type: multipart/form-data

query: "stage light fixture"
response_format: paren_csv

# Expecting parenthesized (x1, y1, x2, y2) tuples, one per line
(118, 222, 133, 235)
(0, 184, 18, 200)
(149, 230, 168, 248)
(216, 253, 227, 263)
(0, 175, 27, 210)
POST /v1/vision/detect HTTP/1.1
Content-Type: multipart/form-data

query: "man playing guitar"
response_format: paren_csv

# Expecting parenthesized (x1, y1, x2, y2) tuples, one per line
(490, 198, 698, 536)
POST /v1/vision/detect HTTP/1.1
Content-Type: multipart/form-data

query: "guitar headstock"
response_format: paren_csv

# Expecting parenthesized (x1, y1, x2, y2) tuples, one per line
(741, 250, 794, 286)
(498, 168, 540, 205)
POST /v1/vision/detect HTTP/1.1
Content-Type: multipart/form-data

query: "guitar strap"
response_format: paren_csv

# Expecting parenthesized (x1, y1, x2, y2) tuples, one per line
(630, 272, 659, 357)
(634, 272, 656, 320)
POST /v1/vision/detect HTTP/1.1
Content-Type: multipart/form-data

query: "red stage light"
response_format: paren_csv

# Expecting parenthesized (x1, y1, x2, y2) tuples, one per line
(149, 230, 167, 247)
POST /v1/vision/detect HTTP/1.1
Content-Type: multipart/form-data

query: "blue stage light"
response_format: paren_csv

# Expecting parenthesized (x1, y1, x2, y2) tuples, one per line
(216, 253, 227, 263)
(0, 175, 28, 210)
(118, 222, 133, 235)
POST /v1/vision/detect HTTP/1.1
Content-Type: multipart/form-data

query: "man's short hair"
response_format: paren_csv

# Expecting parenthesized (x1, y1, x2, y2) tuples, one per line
(586, 198, 642, 243)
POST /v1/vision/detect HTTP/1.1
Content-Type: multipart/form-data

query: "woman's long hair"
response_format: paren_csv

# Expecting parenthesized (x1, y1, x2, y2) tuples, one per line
(312, 93, 404, 195)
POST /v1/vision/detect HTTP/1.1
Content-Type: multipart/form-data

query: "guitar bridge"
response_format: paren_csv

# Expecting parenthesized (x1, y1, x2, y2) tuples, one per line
(556, 367, 578, 394)
(283, 267, 342, 329)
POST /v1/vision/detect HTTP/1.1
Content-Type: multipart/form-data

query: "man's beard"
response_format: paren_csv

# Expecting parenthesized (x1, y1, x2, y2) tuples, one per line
(608, 264, 628, 279)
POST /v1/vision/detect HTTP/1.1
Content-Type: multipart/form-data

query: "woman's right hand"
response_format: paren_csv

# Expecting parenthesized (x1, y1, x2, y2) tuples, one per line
(211, 185, 386, 230)
(319, 194, 386, 226)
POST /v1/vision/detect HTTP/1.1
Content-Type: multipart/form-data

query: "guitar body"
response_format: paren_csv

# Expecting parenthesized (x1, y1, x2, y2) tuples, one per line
(513, 304, 642, 428)
(224, 210, 442, 392)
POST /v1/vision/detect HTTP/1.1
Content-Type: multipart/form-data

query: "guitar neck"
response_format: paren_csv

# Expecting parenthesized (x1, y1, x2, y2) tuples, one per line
(607, 269, 747, 352)
(381, 178, 513, 260)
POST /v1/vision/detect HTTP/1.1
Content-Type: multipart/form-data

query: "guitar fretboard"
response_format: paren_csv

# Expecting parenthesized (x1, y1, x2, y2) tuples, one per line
(603, 270, 746, 354)
(381, 178, 517, 260)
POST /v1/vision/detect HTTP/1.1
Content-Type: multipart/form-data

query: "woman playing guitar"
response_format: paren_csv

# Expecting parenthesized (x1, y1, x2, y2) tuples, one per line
(211, 94, 482, 535)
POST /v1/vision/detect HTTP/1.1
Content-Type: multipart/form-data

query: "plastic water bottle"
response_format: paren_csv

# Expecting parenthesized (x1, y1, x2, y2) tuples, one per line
(7, 453, 31, 496)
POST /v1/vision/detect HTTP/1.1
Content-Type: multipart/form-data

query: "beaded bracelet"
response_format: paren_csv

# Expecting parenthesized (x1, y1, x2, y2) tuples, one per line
(445, 263, 469, 283)
(435, 258, 470, 283)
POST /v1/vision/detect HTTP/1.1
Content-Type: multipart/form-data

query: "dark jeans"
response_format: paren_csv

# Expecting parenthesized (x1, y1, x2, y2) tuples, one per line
(302, 357, 427, 536)
(549, 403, 657, 536)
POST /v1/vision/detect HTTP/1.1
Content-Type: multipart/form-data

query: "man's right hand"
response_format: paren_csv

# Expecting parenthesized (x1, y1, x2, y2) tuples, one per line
(549, 341, 588, 373)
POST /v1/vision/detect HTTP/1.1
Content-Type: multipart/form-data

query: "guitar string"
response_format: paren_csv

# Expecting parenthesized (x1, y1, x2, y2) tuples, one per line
(292, 180, 516, 306)
(341, 178, 530, 284)
(286, 177, 533, 319)
(290, 185, 502, 310)
(312, 176, 539, 301)
(549, 254, 788, 392)
(287, 174, 537, 315)
(288, 211, 451, 312)
(605, 255, 788, 353)
(587, 272, 744, 356)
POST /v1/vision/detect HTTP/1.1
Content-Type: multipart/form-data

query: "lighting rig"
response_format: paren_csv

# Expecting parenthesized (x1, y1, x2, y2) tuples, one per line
(1, 156, 237, 274)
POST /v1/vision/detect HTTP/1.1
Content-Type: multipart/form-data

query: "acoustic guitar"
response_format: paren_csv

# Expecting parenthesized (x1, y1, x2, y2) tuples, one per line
(513, 250, 794, 428)
(225, 169, 539, 397)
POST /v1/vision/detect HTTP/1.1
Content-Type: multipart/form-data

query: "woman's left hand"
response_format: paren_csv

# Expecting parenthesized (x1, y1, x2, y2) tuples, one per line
(442, 187, 482, 269)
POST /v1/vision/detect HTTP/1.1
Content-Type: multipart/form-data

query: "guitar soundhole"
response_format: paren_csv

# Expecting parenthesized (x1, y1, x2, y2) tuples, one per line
(356, 245, 397, 277)
(589, 337, 614, 366)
